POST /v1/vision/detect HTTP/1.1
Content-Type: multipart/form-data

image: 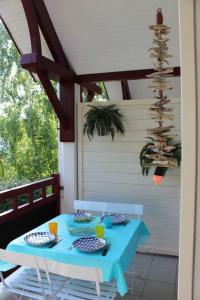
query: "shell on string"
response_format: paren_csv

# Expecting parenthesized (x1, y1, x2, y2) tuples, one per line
(153, 38, 170, 45)
(159, 134, 178, 140)
(149, 113, 174, 121)
(163, 145, 176, 152)
(149, 107, 173, 112)
(146, 68, 174, 78)
(152, 160, 178, 168)
(141, 8, 180, 171)
(149, 24, 171, 30)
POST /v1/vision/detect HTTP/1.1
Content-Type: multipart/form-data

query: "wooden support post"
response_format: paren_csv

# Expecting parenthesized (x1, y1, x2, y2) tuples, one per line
(121, 80, 131, 100)
(52, 173, 60, 215)
(88, 91, 95, 102)
(37, 70, 68, 127)
(60, 81, 75, 142)
(80, 85, 83, 102)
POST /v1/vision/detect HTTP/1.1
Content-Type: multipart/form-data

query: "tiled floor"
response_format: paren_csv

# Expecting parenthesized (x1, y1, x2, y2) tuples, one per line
(116, 253, 178, 300)
(0, 253, 178, 300)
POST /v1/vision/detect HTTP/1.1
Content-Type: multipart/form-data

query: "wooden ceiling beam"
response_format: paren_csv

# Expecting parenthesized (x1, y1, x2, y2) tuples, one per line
(32, 0, 102, 95)
(22, 0, 102, 89)
(21, 53, 102, 94)
(21, 0, 102, 142)
(37, 70, 67, 127)
(83, 83, 102, 95)
(77, 66, 181, 83)
(0, 16, 36, 82)
(87, 91, 95, 102)
(22, 0, 101, 95)
(32, 0, 69, 67)
(21, 53, 75, 81)
(21, 0, 41, 54)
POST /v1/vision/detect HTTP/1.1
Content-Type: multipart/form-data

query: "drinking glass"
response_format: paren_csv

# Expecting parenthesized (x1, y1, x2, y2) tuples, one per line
(95, 224, 104, 238)
(103, 215, 112, 228)
(48, 222, 58, 236)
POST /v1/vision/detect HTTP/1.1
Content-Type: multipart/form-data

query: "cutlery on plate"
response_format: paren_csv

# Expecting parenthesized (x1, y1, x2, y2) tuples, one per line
(102, 243, 110, 256)
(68, 245, 74, 251)
(48, 238, 62, 248)
(123, 220, 129, 226)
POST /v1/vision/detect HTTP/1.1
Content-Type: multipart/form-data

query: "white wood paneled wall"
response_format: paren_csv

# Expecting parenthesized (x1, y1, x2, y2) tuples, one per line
(78, 99, 181, 255)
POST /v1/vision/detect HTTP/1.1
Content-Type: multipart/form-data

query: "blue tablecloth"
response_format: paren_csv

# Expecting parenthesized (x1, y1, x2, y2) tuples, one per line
(6, 214, 150, 296)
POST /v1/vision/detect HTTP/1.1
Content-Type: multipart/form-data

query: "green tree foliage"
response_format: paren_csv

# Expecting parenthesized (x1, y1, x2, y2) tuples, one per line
(0, 22, 58, 190)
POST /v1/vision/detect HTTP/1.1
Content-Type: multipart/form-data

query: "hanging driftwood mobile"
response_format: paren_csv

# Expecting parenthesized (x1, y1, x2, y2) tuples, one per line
(140, 8, 181, 184)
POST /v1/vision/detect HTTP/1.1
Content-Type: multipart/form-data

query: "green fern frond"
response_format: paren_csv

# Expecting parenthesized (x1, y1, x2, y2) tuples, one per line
(83, 104, 125, 140)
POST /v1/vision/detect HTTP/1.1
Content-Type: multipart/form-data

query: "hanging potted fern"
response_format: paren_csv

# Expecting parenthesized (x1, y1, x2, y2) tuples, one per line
(83, 104, 125, 141)
(140, 137, 181, 184)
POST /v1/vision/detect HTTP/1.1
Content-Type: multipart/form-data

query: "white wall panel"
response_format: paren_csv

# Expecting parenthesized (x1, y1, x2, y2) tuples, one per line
(78, 99, 181, 255)
(129, 77, 181, 99)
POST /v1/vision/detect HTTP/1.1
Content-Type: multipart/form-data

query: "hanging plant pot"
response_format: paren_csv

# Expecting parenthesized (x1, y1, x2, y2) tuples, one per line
(83, 104, 125, 141)
(153, 167, 168, 185)
(140, 137, 181, 180)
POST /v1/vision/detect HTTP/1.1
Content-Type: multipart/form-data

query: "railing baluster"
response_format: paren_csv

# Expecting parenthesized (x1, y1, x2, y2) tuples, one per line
(0, 173, 60, 223)
(29, 191, 33, 204)
(52, 173, 60, 215)
(12, 196, 17, 211)
(42, 186, 46, 200)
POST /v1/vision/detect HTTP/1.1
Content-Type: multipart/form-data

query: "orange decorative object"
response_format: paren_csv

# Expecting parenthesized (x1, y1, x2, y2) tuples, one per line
(153, 175, 164, 185)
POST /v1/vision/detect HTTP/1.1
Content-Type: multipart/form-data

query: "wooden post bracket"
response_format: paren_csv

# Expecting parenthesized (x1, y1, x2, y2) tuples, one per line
(21, 0, 102, 142)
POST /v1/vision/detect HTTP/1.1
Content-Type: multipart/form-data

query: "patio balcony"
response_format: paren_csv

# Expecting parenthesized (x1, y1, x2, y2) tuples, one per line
(1, 0, 198, 299)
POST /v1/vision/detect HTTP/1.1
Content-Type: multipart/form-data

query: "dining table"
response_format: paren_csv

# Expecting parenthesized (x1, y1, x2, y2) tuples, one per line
(6, 214, 150, 296)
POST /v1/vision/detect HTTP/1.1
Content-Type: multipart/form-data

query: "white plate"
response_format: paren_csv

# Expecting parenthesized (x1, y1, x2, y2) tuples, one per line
(72, 237, 106, 252)
(73, 212, 92, 222)
(24, 232, 56, 247)
(112, 214, 127, 225)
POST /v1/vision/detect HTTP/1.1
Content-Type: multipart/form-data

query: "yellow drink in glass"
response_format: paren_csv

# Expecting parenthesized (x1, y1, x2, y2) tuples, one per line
(48, 222, 58, 236)
(95, 224, 104, 238)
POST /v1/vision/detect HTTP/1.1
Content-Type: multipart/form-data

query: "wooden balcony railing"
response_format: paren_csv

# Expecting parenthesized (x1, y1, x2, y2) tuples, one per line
(0, 173, 60, 224)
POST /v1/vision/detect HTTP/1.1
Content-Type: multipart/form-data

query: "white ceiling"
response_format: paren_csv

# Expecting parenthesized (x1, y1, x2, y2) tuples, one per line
(0, 0, 180, 75)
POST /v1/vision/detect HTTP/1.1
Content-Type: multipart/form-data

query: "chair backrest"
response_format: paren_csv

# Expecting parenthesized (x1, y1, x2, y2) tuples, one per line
(0, 249, 38, 269)
(37, 257, 103, 282)
(74, 200, 107, 215)
(74, 200, 143, 218)
(37, 257, 103, 296)
(107, 202, 143, 219)
(0, 248, 46, 286)
(0, 249, 58, 299)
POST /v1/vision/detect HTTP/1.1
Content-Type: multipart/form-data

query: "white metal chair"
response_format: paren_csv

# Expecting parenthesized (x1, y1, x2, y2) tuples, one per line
(37, 257, 117, 299)
(0, 249, 117, 300)
(105, 202, 143, 294)
(74, 200, 143, 295)
(106, 202, 143, 219)
(74, 200, 143, 219)
(0, 248, 54, 299)
(74, 200, 108, 216)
